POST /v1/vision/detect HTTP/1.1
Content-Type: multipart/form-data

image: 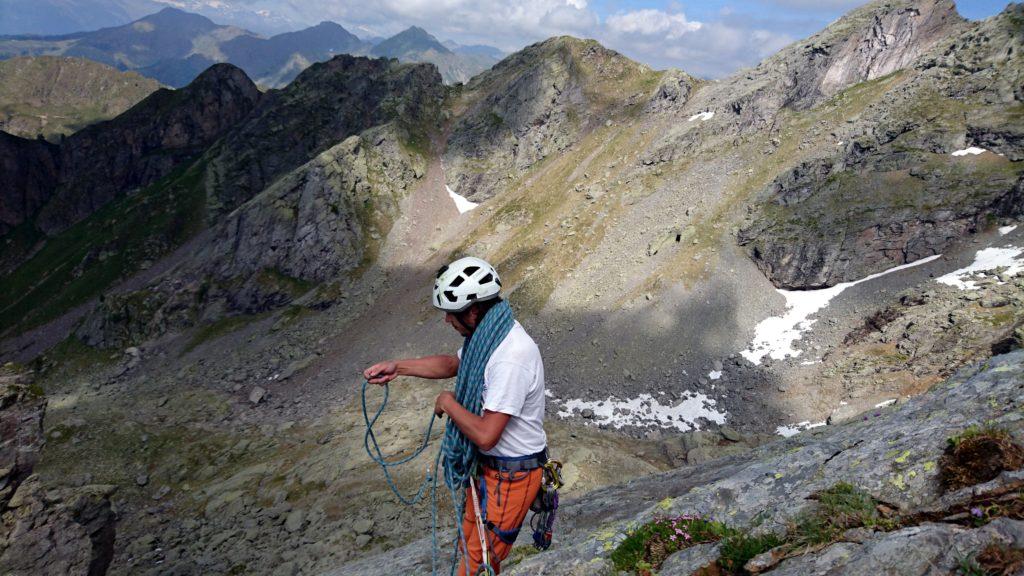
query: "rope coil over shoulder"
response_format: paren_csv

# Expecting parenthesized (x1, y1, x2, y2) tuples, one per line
(363, 300, 515, 575)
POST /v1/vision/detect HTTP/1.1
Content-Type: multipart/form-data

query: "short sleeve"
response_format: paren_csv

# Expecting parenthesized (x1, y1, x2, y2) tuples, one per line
(482, 361, 532, 417)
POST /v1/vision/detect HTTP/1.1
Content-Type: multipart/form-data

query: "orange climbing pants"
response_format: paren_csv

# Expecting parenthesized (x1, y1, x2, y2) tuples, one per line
(457, 465, 543, 575)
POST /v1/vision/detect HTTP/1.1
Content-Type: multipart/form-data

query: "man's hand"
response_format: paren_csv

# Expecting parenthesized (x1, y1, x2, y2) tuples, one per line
(434, 391, 455, 416)
(364, 361, 398, 385)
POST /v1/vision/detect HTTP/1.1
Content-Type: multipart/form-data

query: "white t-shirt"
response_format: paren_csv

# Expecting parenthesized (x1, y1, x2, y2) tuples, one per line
(456, 321, 547, 457)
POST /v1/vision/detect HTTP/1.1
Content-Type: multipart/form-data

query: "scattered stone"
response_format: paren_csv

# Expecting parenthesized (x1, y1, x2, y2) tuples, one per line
(249, 386, 267, 405)
(355, 534, 372, 548)
(285, 509, 305, 533)
(580, 409, 595, 419)
(353, 519, 375, 535)
(981, 296, 1009, 308)
(135, 474, 149, 487)
(720, 426, 742, 442)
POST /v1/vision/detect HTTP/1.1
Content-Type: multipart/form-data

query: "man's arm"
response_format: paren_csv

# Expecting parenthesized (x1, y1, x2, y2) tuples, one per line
(435, 392, 511, 452)
(364, 355, 459, 384)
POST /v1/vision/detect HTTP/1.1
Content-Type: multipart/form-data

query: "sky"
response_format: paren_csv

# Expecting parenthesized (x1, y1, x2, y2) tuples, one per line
(2, 0, 1010, 78)
(182, 0, 1005, 78)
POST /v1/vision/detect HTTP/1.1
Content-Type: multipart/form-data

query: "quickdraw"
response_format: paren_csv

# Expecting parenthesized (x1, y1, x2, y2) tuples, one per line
(529, 459, 563, 550)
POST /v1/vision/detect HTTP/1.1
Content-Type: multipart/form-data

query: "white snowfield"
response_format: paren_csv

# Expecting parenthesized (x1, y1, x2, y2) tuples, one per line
(688, 111, 714, 122)
(446, 185, 478, 214)
(999, 225, 1018, 236)
(776, 420, 826, 437)
(951, 146, 987, 156)
(936, 246, 1024, 290)
(556, 391, 727, 431)
(740, 255, 942, 365)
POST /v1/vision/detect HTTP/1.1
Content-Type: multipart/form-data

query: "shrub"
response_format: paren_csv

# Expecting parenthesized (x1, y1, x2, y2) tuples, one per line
(610, 515, 733, 574)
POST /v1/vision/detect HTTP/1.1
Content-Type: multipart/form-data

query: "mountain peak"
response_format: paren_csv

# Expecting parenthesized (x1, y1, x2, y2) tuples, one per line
(371, 26, 451, 57)
(140, 7, 218, 28)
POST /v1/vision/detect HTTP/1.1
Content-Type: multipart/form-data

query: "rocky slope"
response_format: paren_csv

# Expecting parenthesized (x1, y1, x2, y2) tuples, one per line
(0, 55, 442, 340)
(739, 1, 1024, 288)
(336, 350, 1024, 575)
(443, 36, 662, 203)
(0, 56, 161, 140)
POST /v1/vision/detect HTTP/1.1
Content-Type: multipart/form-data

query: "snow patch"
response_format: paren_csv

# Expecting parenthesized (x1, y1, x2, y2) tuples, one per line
(556, 391, 726, 431)
(936, 246, 1024, 290)
(951, 146, 986, 157)
(999, 225, 1018, 236)
(776, 420, 826, 438)
(874, 399, 897, 408)
(446, 185, 478, 214)
(741, 255, 942, 365)
(708, 370, 722, 380)
(688, 111, 714, 122)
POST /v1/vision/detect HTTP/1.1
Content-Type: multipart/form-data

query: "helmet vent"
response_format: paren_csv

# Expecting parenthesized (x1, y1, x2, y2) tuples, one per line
(449, 276, 465, 287)
(463, 266, 480, 276)
(479, 273, 493, 284)
(467, 293, 477, 301)
(435, 265, 449, 278)
(444, 290, 457, 302)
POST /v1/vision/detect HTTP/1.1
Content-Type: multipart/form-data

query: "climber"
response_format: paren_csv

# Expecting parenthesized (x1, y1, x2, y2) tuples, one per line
(364, 257, 548, 575)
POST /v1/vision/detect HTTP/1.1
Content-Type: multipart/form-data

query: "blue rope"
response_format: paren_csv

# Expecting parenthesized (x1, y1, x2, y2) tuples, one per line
(363, 300, 515, 576)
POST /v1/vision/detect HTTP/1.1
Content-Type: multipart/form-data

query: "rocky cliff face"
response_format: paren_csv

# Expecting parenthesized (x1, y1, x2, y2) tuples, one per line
(0, 366, 117, 576)
(37, 63, 261, 236)
(0, 63, 258, 245)
(202, 55, 443, 218)
(739, 3, 1024, 288)
(0, 132, 58, 239)
(75, 125, 426, 348)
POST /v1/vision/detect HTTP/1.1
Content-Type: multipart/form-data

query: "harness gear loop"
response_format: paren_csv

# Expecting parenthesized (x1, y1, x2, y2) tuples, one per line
(529, 459, 563, 550)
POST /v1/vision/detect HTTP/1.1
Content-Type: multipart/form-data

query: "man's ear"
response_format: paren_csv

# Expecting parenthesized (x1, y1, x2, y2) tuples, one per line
(466, 304, 481, 327)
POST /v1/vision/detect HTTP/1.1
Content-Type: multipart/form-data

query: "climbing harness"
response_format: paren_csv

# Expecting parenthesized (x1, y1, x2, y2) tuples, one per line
(530, 459, 563, 550)
(362, 299, 515, 575)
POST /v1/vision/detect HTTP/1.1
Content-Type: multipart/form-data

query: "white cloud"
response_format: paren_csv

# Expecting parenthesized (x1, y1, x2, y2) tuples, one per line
(605, 9, 702, 39)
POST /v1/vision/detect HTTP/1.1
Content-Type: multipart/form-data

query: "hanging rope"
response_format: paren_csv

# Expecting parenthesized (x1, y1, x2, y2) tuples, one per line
(363, 300, 515, 575)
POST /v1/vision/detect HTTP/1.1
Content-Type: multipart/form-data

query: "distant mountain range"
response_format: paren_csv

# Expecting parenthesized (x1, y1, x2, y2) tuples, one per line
(0, 7, 503, 87)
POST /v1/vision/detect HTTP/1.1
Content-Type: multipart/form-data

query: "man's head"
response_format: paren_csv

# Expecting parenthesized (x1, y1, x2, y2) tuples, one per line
(433, 256, 502, 335)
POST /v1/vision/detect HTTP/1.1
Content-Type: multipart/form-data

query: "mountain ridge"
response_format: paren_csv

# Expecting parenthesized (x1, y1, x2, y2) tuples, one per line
(0, 8, 502, 86)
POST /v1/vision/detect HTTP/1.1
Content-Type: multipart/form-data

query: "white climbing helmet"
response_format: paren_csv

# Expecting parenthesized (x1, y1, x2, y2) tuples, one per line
(432, 256, 502, 312)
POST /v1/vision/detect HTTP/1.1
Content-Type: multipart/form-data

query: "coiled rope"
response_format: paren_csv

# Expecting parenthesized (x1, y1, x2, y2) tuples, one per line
(363, 300, 515, 575)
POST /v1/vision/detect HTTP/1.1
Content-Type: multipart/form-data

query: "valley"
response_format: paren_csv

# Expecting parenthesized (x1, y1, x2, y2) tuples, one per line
(1, 1, 1023, 574)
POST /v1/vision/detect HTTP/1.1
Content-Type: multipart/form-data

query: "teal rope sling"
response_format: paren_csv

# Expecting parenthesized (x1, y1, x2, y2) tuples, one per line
(363, 300, 516, 575)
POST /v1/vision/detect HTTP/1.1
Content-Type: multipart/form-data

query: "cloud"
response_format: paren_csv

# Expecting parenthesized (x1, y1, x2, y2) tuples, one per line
(605, 9, 702, 40)
(598, 9, 794, 78)
(318, 0, 599, 52)
(765, 0, 864, 9)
